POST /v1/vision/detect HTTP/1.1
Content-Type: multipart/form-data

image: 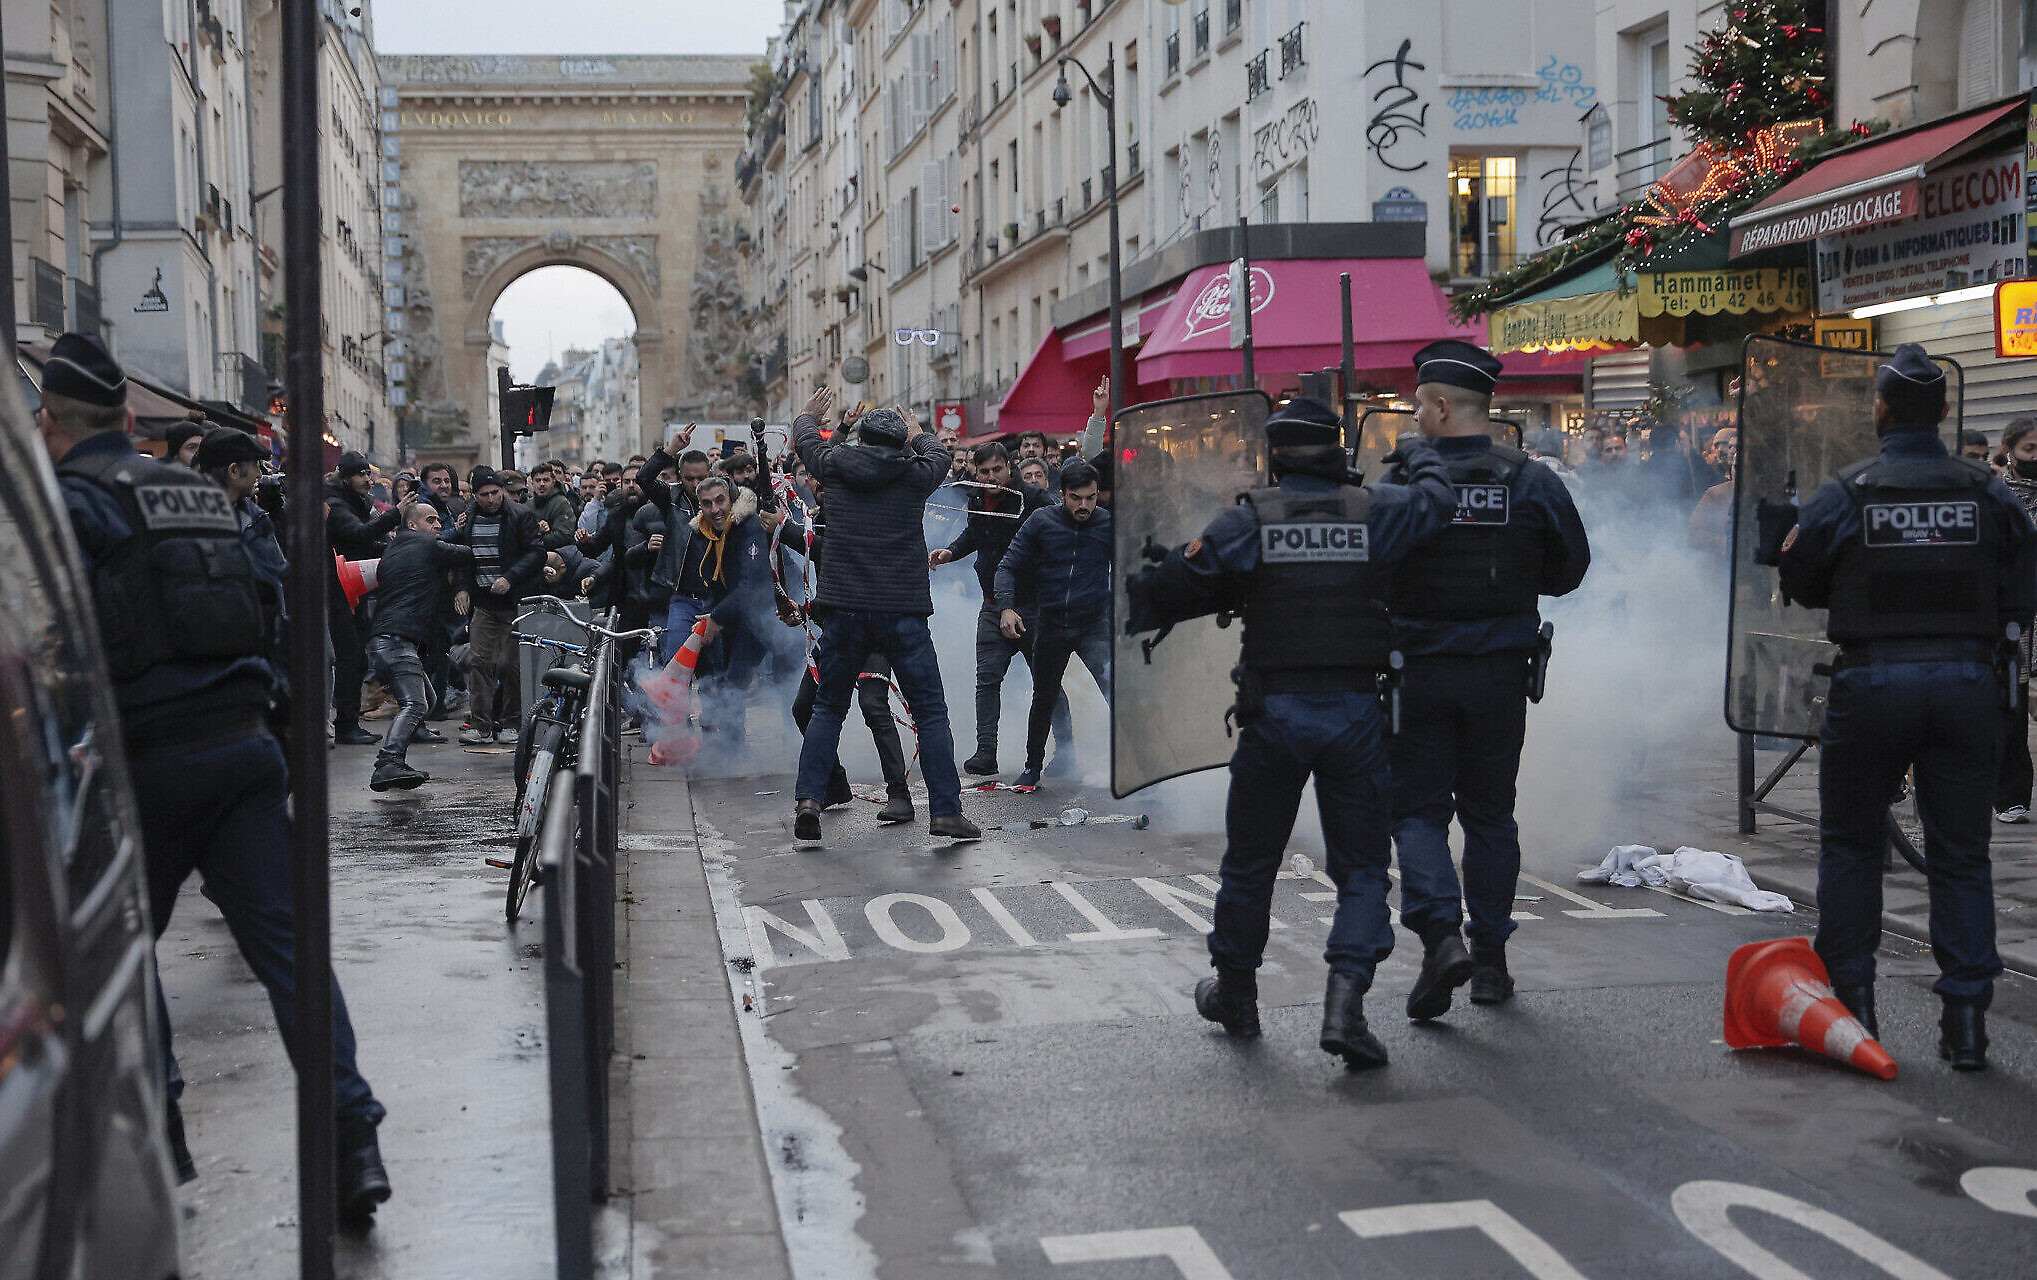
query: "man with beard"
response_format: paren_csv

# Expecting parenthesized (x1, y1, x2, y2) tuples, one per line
(444, 467, 545, 743)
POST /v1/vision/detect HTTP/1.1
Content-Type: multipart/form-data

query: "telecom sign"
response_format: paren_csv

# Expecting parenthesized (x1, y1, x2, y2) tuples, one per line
(1996, 279, 2037, 357)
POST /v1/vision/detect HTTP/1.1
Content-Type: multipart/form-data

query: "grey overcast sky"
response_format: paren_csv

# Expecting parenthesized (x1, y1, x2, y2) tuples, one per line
(374, 0, 781, 56)
(381, 1, 779, 378)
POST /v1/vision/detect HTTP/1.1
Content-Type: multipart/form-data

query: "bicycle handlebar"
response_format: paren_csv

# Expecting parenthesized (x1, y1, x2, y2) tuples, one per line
(516, 594, 593, 627)
(588, 623, 658, 643)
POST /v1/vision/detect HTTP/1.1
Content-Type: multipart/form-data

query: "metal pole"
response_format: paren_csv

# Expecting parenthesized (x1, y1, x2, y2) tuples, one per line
(0, 3, 17, 356)
(498, 364, 516, 472)
(1239, 215, 1255, 389)
(280, 0, 335, 1273)
(1338, 272, 1355, 446)
(1103, 44, 1123, 427)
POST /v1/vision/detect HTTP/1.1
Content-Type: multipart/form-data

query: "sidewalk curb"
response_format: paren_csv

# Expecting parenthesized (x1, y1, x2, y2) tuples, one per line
(612, 751, 793, 1280)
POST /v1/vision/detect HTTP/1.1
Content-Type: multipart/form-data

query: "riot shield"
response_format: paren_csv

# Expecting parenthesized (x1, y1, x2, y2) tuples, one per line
(1112, 390, 1271, 797)
(1354, 408, 1523, 481)
(1726, 334, 1963, 738)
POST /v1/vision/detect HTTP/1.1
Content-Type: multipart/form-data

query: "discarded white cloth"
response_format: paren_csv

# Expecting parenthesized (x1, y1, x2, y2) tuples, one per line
(1578, 844, 1667, 888)
(1580, 844, 1795, 912)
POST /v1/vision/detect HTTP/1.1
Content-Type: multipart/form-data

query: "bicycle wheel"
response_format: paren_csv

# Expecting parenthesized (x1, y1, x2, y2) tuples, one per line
(512, 700, 548, 815)
(506, 720, 565, 926)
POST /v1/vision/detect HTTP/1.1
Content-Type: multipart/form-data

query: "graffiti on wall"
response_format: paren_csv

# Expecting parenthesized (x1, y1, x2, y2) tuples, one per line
(1446, 57, 1596, 131)
(1253, 98, 1320, 181)
(1536, 147, 1594, 247)
(1364, 39, 1429, 173)
(1536, 56, 1597, 110)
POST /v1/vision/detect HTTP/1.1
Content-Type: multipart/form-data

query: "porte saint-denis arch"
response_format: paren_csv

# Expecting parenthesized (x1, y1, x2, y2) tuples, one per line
(381, 54, 753, 468)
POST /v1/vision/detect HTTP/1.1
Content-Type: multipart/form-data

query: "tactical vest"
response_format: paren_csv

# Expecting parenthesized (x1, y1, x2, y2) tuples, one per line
(1240, 484, 1392, 674)
(1825, 452, 2000, 644)
(1388, 443, 1544, 620)
(57, 448, 272, 681)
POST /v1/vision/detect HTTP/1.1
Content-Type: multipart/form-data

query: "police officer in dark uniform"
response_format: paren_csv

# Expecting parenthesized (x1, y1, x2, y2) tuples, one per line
(1777, 343, 2036, 1071)
(1126, 397, 1456, 1068)
(1386, 341, 1591, 1019)
(36, 333, 392, 1219)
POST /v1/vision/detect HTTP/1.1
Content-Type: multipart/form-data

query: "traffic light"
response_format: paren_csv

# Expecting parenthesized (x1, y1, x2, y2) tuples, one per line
(499, 384, 556, 435)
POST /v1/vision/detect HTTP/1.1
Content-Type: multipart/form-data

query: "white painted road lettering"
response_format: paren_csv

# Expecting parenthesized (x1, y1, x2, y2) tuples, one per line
(1042, 1226, 1236, 1278)
(1341, 1199, 1589, 1280)
(1670, 1180, 1956, 1280)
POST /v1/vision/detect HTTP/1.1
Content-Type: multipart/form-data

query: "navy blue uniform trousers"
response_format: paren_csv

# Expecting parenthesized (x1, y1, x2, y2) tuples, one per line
(134, 732, 384, 1125)
(1817, 659, 2004, 1006)
(1208, 692, 1395, 983)
(1388, 652, 1530, 950)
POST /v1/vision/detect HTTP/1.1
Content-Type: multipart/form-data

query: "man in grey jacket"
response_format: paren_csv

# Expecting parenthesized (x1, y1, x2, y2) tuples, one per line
(790, 388, 980, 843)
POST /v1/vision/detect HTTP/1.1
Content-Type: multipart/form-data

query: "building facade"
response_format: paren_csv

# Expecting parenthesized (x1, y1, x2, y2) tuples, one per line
(530, 334, 639, 468)
(738, 0, 1603, 433)
(4, 0, 112, 347)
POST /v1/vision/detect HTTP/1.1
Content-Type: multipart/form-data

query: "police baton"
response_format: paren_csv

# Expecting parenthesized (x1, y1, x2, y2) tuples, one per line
(1528, 621, 1555, 704)
(1382, 651, 1405, 736)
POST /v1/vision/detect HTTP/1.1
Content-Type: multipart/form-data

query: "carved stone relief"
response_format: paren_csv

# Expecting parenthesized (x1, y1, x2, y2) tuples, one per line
(461, 234, 662, 298)
(457, 160, 658, 219)
(686, 184, 748, 419)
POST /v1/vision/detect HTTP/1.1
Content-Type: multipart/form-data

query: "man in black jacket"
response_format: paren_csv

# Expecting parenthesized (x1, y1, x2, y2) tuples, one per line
(790, 389, 980, 842)
(666, 475, 774, 751)
(930, 440, 1069, 773)
(366, 504, 472, 788)
(326, 450, 412, 743)
(445, 467, 545, 742)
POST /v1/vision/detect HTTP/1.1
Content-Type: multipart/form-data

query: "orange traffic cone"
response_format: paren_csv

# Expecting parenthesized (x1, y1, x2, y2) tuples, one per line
(1724, 937, 1897, 1080)
(334, 554, 379, 611)
(640, 620, 710, 716)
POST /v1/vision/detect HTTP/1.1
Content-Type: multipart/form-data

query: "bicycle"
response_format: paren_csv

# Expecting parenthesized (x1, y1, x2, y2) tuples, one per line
(495, 596, 655, 925)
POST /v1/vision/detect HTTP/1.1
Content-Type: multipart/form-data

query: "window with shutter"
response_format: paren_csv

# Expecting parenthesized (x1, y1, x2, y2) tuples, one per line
(911, 34, 934, 126)
(920, 162, 944, 250)
(1958, 0, 2000, 109)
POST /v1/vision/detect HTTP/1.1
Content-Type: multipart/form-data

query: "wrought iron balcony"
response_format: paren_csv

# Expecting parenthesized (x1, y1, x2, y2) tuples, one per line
(1246, 51, 1269, 101)
(1164, 32, 1180, 77)
(1193, 8, 1210, 56)
(29, 258, 63, 331)
(1279, 23, 1306, 78)
(1224, 0, 1242, 34)
(1126, 141, 1141, 177)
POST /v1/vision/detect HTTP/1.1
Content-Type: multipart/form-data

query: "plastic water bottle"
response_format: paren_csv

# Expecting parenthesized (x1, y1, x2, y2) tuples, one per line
(1058, 807, 1089, 826)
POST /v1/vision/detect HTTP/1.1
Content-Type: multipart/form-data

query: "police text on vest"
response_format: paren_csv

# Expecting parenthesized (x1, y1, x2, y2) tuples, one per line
(1260, 522, 1370, 563)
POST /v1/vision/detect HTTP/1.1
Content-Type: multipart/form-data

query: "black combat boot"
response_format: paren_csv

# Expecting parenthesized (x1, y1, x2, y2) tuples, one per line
(1939, 1001, 1989, 1072)
(823, 767, 855, 809)
(1833, 983, 1879, 1039)
(1406, 929, 1475, 1021)
(336, 1120, 391, 1227)
(1468, 943, 1515, 1006)
(1320, 971, 1389, 1070)
(963, 749, 999, 776)
(1194, 968, 1261, 1038)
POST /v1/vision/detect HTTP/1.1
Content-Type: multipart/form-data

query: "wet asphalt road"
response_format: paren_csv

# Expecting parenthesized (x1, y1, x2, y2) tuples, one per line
(690, 769, 2037, 1280)
(159, 742, 554, 1280)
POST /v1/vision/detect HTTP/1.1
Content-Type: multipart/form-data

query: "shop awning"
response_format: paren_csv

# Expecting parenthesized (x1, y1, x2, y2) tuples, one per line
(1728, 97, 2025, 255)
(996, 329, 1097, 436)
(1061, 286, 1181, 360)
(17, 341, 212, 439)
(1486, 265, 1812, 353)
(1136, 257, 1482, 383)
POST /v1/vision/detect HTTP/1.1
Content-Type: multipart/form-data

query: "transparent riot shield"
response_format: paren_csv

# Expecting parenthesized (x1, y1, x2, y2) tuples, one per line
(1354, 408, 1523, 481)
(1727, 334, 1962, 738)
(1112, 390, 1271, 797)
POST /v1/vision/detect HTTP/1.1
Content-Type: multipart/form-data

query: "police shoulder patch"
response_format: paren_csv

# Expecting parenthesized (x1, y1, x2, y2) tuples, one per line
(1184, 537, 1204, 560)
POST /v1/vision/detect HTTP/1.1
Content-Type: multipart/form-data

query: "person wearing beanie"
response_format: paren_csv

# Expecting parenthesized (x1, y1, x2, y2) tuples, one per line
(163, 418, 208, 467)
(36, 331, 392, 1217)
(1778, 341, 2037, 1071)
(787, 386, 981, 843)
(441, 465, 545, 743)
(1123, 391, 1457, 1068)
(327, 450, 412, 743)
(1384, 340, 1591, 1024)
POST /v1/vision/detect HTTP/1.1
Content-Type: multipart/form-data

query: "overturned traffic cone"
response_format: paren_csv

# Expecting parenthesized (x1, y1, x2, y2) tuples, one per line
(639, 619, 710, 716)
(1724, 937, 1897, 1080)
(334, 553, 379, 611)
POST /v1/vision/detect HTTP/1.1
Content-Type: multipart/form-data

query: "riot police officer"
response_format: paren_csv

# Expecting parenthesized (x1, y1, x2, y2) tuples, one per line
(1126, 397, 1456, 1069)
(1777, 343, 2036, 1071)
(35, 333, 393, 1218)
(1386, 341, 1591, 1020)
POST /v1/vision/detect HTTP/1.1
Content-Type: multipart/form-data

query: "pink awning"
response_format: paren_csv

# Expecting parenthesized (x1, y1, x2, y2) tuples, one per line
(1137, 257, 1487, 384)
(996, 328, 1099, 436)
(1061, 286, 1182, 360)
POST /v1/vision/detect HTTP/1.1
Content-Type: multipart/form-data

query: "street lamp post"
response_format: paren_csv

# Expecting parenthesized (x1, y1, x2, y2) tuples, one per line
(1053, 46, 1123, 425)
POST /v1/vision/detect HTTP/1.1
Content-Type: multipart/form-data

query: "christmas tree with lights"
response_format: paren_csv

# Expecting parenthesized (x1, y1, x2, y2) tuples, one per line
(1665, 0, 1829, 146)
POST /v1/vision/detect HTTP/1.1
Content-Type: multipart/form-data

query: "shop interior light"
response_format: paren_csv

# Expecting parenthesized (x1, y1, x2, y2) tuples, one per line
(1850, 283, 1995, 320)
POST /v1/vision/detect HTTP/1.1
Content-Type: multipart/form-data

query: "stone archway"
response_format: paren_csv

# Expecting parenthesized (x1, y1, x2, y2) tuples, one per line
(464, 237, 662, 465)
(380, 54, 754, 468)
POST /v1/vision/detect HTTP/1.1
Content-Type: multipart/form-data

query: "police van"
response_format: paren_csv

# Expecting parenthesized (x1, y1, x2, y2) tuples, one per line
(0, 377, 180, 1276)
